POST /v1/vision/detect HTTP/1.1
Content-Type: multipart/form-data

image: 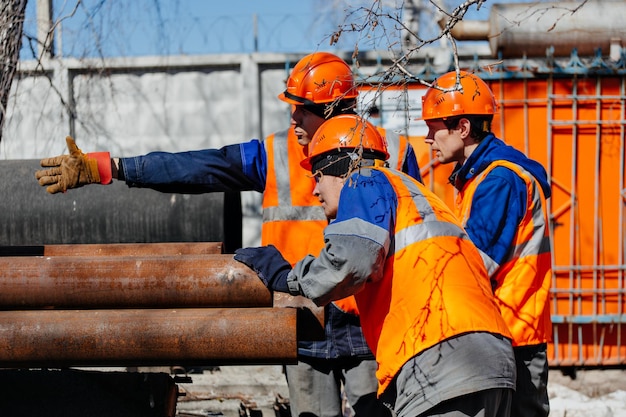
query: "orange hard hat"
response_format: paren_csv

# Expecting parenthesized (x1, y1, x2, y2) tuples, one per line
(278, 52, 358, 105)
(301, 114, 389, 172)
(421, 71, 497, 121)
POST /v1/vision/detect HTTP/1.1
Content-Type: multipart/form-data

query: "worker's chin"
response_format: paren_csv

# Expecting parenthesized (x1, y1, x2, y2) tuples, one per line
(323, 206, 337, 220)
(293, 129, 311, 146)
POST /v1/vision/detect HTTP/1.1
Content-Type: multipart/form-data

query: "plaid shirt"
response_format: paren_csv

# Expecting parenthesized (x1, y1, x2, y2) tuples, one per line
(297, 303, 374, 359)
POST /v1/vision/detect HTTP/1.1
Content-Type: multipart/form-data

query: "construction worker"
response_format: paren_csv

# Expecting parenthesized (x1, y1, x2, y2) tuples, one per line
(421, 70, 552, 417)
(233, 114, 517, 417)
(34, 52, 421, 417)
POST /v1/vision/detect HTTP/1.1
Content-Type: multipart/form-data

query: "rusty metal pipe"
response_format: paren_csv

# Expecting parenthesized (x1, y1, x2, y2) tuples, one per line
(0, 254, 271, 309)
(0, 308, 297, 367)
(0, 241, 223, 257)
(47, 242, 223, 256)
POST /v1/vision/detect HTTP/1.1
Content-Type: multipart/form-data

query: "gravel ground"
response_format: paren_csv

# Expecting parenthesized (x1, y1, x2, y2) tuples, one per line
(548, 369, 626, 417)
(175, 366, 626, 417)
(175, 365, 288, 417)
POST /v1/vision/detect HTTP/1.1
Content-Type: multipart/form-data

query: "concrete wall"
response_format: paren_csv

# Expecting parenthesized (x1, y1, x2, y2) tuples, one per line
(3, 54, 301, 158)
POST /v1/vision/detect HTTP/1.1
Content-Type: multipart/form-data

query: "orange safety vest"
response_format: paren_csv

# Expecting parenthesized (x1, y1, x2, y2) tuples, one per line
(262, 128, 414, 315)
(455, 161, 552, 346)
(353, 167, 512, 395)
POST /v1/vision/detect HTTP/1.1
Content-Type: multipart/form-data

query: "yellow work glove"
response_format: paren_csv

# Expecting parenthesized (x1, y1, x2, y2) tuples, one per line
(35, 136, 110, 194)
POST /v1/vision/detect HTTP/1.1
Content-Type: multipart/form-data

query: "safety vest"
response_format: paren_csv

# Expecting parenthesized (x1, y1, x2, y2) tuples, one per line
(353, 167, 512, 395)
(262, 129, 415, 315)
(455, 161, 552, 346)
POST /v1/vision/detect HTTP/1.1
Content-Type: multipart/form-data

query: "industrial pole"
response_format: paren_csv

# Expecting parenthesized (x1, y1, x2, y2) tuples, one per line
(36, 0, 54, 59)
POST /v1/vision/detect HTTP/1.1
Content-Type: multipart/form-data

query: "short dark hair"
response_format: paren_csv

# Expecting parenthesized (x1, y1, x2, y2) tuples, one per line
(303, 99, 356, 119)
(443, 115, 493, 141)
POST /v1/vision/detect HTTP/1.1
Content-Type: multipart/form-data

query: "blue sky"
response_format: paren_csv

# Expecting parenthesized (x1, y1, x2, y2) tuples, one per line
(21, 0, 337, 58)
(20, 0, 497, 59)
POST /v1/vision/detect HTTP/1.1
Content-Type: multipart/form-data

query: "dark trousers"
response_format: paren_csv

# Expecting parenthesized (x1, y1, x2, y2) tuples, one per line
(417, 388, 514, 417)
(511, 343, 550, 417)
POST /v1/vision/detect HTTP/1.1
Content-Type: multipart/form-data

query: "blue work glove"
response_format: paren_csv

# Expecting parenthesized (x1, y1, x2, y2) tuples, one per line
(233, 245, 291, 293)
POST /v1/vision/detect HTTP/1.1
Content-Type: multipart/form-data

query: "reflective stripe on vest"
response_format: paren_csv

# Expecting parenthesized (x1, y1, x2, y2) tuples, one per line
(354, 167, 512, 395)
(261, 130, 327, 265)
(377, 127, 408, 171)
(455, 161, 552, 346)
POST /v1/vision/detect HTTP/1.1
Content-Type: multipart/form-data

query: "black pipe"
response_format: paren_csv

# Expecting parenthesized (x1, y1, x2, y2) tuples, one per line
(0, 160, 242, 252)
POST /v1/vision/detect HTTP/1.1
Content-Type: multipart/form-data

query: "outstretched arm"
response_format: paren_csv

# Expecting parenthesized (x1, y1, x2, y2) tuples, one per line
(35, 136, 268, 194)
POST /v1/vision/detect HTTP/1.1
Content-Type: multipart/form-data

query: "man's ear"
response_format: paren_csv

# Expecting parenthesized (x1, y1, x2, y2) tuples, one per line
(458, 117, 472, 138)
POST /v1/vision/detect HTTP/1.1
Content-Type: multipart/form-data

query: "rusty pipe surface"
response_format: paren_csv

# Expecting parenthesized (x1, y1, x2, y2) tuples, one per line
(45, 241, 224, 256)
(0, 254, 271, 309)
(0, 308, 297, 367)
(274, 293, 325, 341)
(0, 241, 223, 257)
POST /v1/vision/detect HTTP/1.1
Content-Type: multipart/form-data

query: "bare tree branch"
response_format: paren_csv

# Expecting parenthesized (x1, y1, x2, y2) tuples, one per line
(0, 0, 27, 143)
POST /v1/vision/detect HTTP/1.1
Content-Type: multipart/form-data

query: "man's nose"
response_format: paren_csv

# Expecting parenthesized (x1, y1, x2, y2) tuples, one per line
(291, 106, 302, 121)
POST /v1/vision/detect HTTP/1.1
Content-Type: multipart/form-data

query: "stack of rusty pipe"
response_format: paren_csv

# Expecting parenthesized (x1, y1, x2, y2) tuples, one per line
(0, 242, 322, 368)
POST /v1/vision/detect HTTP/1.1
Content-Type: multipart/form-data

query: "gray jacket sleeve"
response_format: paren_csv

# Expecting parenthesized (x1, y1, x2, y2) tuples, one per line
(287, 217, 389, 306)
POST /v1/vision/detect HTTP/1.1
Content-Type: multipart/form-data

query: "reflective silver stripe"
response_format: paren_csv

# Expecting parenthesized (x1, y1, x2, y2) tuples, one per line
(478, 248, 500, 276)
(516, 233, 552, 257)
(396, 173, 439, 222)
(395, 222, 468, 253)
(262, 130, 326, 223)
(263, 205, 327, 222)
(325, 217, 391, 253)
(270, 130, 293, 207)
(383, 129, 405, 170)
(514, 169, 552, 258)
(385, 168, 470, 254)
